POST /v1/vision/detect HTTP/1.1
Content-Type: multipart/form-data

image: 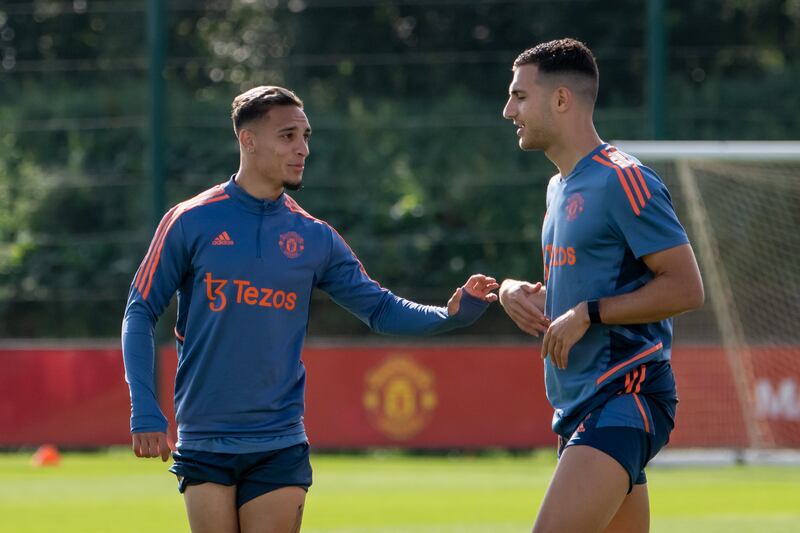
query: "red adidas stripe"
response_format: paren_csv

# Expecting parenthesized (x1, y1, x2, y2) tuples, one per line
(138, 187, 229, 300)
(592, 155, 641, 216)
(137, 187, 226, 293)
(284, 194, 382, 288)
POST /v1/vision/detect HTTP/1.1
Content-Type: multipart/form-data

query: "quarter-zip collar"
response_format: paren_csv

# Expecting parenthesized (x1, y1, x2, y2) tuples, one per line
(224, 175, 287, 216)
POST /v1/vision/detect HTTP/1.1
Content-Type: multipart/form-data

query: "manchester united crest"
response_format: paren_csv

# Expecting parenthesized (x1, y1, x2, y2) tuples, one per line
(565, 192, 585, 221)
(279, 231, 305, 259)
(362, 355, 437, 441)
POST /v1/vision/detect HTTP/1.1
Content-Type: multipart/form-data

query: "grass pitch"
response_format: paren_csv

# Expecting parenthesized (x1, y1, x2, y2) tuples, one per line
(1, 449, 798, 532)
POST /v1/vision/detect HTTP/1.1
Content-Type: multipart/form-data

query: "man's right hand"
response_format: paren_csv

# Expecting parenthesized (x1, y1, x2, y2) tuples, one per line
(499, 279, 550, 337)
(131, 431, 173, 462)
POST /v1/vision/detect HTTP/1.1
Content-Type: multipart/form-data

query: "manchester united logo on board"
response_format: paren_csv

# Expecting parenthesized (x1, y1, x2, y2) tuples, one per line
(565, 192, 585, 221)
(362, 355, 437, 441)
(279, 231, 304, 259)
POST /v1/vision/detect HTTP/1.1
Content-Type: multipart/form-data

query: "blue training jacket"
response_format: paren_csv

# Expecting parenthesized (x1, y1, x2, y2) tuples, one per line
(122, 176, 489, 453)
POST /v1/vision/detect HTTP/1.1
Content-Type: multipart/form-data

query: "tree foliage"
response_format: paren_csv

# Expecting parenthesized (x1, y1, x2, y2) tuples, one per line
(1, 0, 798, 337)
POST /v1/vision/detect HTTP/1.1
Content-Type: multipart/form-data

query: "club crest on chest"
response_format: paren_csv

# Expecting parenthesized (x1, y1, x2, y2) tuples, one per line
(279, 231, 305, 259)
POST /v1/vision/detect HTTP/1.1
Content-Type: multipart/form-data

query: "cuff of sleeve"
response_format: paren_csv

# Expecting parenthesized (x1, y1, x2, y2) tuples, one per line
(633, 237, 690, 259)
(131, 414, 168, 434)
(453, 290, 490, 324)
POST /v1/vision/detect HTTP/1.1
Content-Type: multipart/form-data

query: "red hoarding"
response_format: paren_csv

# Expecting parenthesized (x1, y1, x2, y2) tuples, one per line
(155, 344, 553, 448)
(2, 344, 798, 449)
(0, 347, 131, 446)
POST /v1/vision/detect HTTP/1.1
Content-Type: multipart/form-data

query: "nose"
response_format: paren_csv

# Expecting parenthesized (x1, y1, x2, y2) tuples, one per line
(502, 98, 515, 120)
(297, 140, 309, 158)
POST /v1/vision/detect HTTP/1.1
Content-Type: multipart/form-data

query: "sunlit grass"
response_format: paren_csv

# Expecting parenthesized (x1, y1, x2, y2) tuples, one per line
(0, 449, 797, 532)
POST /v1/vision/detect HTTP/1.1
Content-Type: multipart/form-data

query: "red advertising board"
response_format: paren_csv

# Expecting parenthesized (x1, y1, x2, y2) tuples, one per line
(0, 346, 131, 446)
(2, 344, 799, 449)
(155, 344, 553, 449)
(669, 346, 800, 448)
(302, 345, 552, 448)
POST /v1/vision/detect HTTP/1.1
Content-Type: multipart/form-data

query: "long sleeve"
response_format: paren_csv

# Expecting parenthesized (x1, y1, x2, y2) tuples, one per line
(316, 227, 489, 336)
(121, 212, 189, 433)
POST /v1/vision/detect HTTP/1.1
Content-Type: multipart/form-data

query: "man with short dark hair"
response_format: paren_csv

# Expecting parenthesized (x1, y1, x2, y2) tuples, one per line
(499, 39, 704, 532)
(122, 85, 498, 532)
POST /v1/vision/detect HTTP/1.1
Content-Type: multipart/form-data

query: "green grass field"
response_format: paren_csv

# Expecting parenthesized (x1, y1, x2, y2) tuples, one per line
(1, 449, 798, 532)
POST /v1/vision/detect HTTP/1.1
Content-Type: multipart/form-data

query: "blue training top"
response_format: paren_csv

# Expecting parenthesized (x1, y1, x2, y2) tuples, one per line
(122, 176, 489, 453)
(541, 143, 689, 437)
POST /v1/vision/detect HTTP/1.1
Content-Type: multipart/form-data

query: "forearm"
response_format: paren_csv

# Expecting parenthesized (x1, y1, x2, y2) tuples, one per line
(595, 271, 704, 324)
(122, 307, 167, 432)
(369, 290, 487, 336)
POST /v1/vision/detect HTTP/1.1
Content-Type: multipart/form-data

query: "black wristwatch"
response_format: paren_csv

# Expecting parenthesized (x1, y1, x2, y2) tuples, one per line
(587, 299, 602, 324)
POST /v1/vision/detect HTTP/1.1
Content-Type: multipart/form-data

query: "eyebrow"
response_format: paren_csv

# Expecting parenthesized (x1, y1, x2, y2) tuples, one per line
(277, 125, 312, 135)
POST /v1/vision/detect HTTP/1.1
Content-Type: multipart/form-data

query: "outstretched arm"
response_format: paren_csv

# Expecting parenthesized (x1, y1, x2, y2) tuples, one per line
(366, 273, 498, 335)
(316, 229, 497, 336)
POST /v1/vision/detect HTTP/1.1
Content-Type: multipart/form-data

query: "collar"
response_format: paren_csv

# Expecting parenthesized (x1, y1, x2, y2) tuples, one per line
(224, 175, 287, 215)
(562, 142, 610, 182)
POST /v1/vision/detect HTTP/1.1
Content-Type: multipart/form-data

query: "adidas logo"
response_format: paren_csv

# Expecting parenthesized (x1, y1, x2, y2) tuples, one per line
(212, 231, 235, 246)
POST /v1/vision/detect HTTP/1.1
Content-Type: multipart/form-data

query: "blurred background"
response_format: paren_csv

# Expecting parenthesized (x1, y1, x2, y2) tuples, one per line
(1, 0, 798, 339)
(1, 2, 800, 531)
(2, 0, 800, 440)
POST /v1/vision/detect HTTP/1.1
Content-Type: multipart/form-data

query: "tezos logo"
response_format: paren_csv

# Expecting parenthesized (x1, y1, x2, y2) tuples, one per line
(279, 231, 305, 259)
(203, 272, 297, 313)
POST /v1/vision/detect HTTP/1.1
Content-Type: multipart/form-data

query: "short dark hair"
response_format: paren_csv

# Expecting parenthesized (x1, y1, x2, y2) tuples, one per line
(231, 86, 304, 134)
(513, 38, 598, 101)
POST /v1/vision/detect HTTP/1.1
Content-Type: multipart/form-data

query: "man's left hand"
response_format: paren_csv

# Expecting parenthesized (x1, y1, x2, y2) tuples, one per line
(541, 301, 591, 369)
(447, 274, 499, 316)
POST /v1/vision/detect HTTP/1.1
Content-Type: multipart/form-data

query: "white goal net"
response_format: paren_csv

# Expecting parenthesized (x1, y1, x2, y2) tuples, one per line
(615, 141, 800, 449)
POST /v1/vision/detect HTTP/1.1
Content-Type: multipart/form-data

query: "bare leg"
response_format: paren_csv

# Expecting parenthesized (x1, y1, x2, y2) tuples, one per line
(239, 486, 307, 533)
(604, 484, 649, 533)
(533, 445, 630, 533)
(183, 482, 239, 533)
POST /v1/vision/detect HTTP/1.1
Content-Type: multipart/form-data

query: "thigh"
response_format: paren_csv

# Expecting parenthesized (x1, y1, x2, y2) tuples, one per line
(604, 483, 649, 533)
(239, 486, 307, 533)
(533, 445, 629, 533)
(184, 482, 239, 533)
(564, 394, 655, 492)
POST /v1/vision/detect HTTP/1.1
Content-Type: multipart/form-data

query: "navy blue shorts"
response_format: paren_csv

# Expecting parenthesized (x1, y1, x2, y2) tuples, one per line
(169, 442, 313, 508)
(558, 393, 675, 493)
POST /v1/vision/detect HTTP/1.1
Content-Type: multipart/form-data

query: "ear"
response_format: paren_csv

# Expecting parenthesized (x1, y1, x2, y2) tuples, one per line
(553, 86, 571, 113)
(239, 129, 256, 154)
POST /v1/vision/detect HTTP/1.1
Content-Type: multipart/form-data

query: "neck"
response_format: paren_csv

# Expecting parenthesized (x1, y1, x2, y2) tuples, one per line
(234, 162, 283, 201)
(545, 121, 603, 178)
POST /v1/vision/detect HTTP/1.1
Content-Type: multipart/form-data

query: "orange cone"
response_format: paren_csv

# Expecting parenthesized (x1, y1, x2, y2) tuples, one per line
(31, 444, 61, 467)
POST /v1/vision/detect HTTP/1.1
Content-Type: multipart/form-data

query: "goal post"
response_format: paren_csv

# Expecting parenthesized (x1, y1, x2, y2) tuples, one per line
(611, 141, 800, 161)
(614, 140, 800, 449)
